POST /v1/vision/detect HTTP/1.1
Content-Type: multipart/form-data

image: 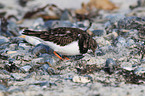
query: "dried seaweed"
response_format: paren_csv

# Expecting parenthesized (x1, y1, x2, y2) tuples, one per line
(76, 62, 101, 74)
(23, 4, 50, 19)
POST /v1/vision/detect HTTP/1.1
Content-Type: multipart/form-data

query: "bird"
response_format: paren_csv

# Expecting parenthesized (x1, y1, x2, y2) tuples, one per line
(22, 27, 97, 60)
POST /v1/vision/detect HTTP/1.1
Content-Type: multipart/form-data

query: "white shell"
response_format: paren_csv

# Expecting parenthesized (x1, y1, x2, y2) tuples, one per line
(73, 76, 91, 83)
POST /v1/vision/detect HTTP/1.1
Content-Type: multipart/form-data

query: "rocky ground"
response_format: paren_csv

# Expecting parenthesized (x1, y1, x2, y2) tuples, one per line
(0, 0, 145, 96)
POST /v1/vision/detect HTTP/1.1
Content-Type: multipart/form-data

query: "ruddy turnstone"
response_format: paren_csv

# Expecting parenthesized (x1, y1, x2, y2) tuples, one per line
(23, 27, 97, 60)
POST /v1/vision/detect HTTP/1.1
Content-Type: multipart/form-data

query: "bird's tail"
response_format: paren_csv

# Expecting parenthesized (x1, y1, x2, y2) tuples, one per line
(23, 29, 46, 38)
(23, 29, 50, 41)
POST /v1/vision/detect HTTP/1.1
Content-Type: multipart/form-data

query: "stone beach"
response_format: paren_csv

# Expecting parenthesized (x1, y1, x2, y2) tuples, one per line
(0, 0, 145, 96)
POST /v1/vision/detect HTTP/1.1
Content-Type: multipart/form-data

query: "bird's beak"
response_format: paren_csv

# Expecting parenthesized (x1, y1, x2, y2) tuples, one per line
(93, 50, 96, 57)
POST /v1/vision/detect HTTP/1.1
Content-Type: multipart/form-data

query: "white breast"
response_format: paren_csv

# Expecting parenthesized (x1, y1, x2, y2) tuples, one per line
(45, 41, 81, 56)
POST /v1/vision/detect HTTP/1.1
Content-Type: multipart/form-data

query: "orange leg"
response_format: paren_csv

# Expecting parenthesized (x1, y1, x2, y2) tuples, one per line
(53, 51, 70, 60)
(53, 51, 63, 60)
(63, 56, 70, 60)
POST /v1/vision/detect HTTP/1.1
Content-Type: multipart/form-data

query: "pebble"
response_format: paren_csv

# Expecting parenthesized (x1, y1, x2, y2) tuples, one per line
(72, 75, 92, 83)
(31, 58, 44, 65)
(45, 20, 72, 29)
(11, 73, 24, 80)
(20, 65, 32, 73)
(41, 64, 50, 71)
(104, 58, 117, 73)
(115, 36, 126, 47)
(92, 30, 106, 36)
(7, 51, 17, 54)
(0, 92, 4, 96)
(122, 67, 134, 71)
(32, 44, 54, 56)
(0, 36, 9, 45)
(9, 44, 17, 50)
(60, 9, 73, 21)
(117, 16, 145, 29)
(105, 14, 125, 24)
(95, 48, 106, 56)
(95, 37, 111, 46)
(0, 3, 4, 8)
(8, 87, 22, 93)
(6, 50, 27, 58)
(134, 67, 145, 76)
(32, 81, 51, 87)
(19, 43, 31, 50)
(42, 54, 54, 64)
(0, 84, 7, 91)
(140, 59, 145, 63)
(82, 54, 105, 66)
(126, 39, 135, 47)
(29, 18, 46, 30)
(23, 55, 33, 61)
(7, 21, 20, 36)
(104, 31, 118, 40)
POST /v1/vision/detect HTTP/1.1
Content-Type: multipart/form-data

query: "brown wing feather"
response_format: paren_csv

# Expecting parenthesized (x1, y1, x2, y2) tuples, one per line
(23, 27, 87, 46)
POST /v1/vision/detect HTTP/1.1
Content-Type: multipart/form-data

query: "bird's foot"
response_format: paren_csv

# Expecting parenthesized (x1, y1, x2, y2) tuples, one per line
(53, 51, 69, 60)
(62, 56, 70, 60)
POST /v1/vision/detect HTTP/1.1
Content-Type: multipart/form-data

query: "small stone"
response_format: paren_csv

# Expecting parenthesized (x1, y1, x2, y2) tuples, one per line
(29, 18, 46, 30)
(7, 21, 20, 36)
(42, 54, 54, 64)
(32, 81, 50, 87)
(9, 44, 17, 50)
(92, 30, 106, 36)
(0, 84, 7, 91)
(8, 58, 15, 64)
(104, 31, 118, 40)
(32, 44, 53, 56)
(115, 36, 126, 47)
(134, 67, 145, 76)
(41, 64, 50, 71)
(23, 55, 32, 61)
(126, 39, 135, 47)
(20, 65, 32, 72)
(8, 87, 22, 93)
(45, 20, 72, 29)
(11, 73, 24, 80)
(7, 51, 17, 54)
(0, 3, 4, 9)
(10, 37, 25, 43)
(72, 75, 92, 83)
(31, 58, 44, 65)
(140, 59, 145, 63)
(105, 14, 125, 24)
(95, 48, 105, 56)
(0, 36, 9, 45)
(60, 9, 72, 21)
(0, 92, 5, 96)
(122, 67, 134, 71)
(95, 37, 111, 46)
(19, 43, 31, 50)
(104, 58, 117, 74)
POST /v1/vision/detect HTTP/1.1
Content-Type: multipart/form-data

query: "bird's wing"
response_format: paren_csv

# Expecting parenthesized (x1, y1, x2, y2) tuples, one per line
(23, 27, 86, 46)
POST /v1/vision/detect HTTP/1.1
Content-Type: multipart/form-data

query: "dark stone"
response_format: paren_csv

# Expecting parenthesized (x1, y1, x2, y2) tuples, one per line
(104, 58, 117, 74)
(92, 30, 105, 36)
(32, 43, 53, 56)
